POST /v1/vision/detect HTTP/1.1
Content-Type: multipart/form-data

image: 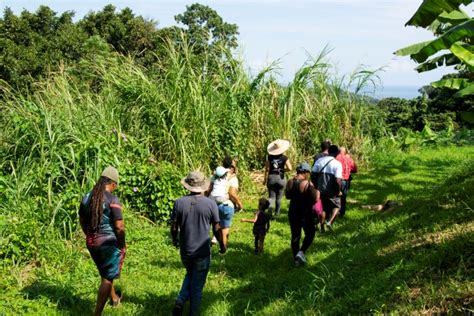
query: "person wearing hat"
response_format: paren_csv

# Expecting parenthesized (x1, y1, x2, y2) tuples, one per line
(263, 139, 292, 216)
(209, 166, 231, 204)
(171, 171, 226, 316)
(285, 162, 317, 266)
(79, 166, 126, 315)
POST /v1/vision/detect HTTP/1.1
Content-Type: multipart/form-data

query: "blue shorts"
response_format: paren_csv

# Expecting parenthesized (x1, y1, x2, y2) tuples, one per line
(218, 204, 234, 228)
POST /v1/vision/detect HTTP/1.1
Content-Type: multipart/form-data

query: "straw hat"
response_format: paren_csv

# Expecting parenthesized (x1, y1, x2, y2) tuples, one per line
(180, 171, 210, 193)
(101, 166, 119, 183)
(267, 139, 290, 155)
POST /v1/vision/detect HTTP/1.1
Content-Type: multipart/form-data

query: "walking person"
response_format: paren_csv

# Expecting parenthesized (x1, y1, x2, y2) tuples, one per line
(312, 139, 331, 166)
(171, 171, 226, 316)
(285, 162, 318, 265)
(79, 166, 126, 316)
(312, 145, 343, 231)
(336, 146, 357, 217)
(240, 198, 271, 255)
(263, 139, 292, 217)
(209, 156, 244, 249)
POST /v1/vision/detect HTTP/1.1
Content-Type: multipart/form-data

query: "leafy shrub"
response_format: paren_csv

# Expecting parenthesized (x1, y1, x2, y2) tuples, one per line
(118, 161, 186, 223)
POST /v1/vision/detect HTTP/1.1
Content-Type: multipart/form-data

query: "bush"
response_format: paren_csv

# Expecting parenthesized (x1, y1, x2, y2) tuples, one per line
(118, 161, 186, 223)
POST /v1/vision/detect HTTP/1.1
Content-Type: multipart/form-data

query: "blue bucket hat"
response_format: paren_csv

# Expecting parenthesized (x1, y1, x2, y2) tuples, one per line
(296, 162, 311, 173)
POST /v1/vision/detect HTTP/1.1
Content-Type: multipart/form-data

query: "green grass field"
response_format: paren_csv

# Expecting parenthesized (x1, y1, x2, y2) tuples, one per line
(1, 145, 473, 315)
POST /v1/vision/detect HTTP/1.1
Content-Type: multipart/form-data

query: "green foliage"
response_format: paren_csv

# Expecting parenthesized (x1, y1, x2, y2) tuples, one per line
(1, 146, 473, 314)
(118, 161, 186, 223)
(377, 97, 426, 132)
(0, 6, 86, 91)
(0, 4, 241, 94)
(175, 3, 239, 54)
(0, 39, 386, 261)
(78, 5, 160, 68)
(395, 0, 474, 97)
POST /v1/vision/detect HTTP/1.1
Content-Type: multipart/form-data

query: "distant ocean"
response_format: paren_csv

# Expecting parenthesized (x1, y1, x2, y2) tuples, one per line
(371, 86, 421, 100)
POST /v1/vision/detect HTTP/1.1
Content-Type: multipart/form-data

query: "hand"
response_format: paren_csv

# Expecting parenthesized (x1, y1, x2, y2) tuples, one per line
(219, 246, 227, 254)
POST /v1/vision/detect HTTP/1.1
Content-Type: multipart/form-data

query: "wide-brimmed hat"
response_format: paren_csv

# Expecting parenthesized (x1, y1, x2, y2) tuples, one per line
(267, 139, 290, 155)
(181, 171, 210, 193)
(101, 166, 119, 183)
(215, 166, 229, 177)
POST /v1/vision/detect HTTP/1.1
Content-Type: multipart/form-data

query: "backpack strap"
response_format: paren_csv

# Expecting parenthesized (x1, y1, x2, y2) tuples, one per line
(319, 158, 334, 173)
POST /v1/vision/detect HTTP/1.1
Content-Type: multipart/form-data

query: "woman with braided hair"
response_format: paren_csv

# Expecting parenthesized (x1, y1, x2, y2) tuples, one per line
(79, 166, 126, 315)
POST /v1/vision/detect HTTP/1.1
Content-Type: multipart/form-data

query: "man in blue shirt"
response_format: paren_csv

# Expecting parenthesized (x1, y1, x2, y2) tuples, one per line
(171, 171, 226, 315)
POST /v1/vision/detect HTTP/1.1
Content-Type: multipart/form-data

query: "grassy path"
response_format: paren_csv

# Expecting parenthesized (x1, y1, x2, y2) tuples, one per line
(1, 146, 473, 315)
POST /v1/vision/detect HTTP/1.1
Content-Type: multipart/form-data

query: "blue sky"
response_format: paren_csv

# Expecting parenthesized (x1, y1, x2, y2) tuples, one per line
(1, 0, 471, 96)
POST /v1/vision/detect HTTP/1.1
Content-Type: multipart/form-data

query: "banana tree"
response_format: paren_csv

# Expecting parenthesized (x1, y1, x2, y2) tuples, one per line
(395, 0, 474, 97)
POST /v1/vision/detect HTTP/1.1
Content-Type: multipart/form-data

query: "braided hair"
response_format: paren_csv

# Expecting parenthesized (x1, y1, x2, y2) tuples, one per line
(85, 176, 112, 232)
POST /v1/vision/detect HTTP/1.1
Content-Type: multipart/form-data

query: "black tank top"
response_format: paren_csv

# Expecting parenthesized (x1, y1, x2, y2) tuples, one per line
(287, 178, 314, 214)
(268, 154, 288, 177)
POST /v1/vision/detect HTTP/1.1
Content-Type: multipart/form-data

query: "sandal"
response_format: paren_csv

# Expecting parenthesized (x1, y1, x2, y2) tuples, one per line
(111, 289, 122, 307)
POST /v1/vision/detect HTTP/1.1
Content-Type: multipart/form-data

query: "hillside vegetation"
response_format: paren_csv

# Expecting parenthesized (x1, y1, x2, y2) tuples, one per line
(1, 146, 472, 314)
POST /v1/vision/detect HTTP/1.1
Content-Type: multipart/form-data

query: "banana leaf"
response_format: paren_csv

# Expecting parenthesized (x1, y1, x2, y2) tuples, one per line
(415, 53, 459, 72)
(437, 9, 471, 24)
(454, 83, 474, 96)
(394, 40, 432, 56)
(406, 0, 472, 28)
(428, 10, 471, 34)
(431, 77, 470, 89)
(450, 41, 474, 67)
(411, 19, 474, 63)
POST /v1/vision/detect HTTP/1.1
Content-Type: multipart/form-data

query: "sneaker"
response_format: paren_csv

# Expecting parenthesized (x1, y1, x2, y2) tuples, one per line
(172, 303, 184, 316)
(295, 251, 307, 265)
(325, 221, 333, 231)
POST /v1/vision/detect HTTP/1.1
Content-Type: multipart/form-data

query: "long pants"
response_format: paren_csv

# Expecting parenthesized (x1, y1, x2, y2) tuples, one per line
(288, 209, 316, 258)
(340, 180, 350, 216)
(267, 174, 286, 216)
(176, 255, 211, 316)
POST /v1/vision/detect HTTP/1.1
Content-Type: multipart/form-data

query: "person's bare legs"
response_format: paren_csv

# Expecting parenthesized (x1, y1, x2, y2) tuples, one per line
(110, 283, 121, 303)
(329, 208, 339, 225)
(221, 227, 230, 248)
(94, 278, 113, 316)
(258, 235, 265, 253)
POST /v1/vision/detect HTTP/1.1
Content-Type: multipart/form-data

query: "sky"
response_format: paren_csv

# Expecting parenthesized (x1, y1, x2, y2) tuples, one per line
(1, 0, 471, 98)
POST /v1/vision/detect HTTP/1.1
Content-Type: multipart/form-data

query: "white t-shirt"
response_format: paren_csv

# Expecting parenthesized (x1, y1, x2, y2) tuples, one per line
(210, 174, 239, 207)
(312, 156, 342, 179)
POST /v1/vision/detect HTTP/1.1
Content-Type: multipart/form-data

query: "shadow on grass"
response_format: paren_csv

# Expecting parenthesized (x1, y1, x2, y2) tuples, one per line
(22, 281, 94, 315)
(20, 151, 473, 315)
(125, 291, 177, 315)
(195, 152, 474, 314)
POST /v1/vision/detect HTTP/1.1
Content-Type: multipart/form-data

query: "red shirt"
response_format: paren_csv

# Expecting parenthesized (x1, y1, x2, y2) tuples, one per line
(336, 153, 357, 180)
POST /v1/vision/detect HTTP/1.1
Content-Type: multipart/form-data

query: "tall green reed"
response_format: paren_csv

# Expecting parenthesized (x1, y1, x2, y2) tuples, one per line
(0, 35, 387, 260)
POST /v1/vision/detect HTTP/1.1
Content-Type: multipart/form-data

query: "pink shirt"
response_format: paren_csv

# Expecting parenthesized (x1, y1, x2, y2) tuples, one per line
(336, 154, 357, 180)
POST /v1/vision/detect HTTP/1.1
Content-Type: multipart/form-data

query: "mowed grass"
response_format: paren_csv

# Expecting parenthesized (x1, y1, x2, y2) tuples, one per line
(1, 145, 473, 315)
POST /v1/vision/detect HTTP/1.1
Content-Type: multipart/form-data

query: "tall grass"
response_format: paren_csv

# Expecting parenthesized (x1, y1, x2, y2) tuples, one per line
(0, 38, 386, 260)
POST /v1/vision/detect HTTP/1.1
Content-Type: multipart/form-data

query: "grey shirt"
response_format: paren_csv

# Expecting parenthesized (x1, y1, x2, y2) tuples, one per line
(171, 194, 220, 258)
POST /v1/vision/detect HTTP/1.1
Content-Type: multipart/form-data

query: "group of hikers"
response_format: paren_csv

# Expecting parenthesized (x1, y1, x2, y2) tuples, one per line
(78, 139, 357, 315)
